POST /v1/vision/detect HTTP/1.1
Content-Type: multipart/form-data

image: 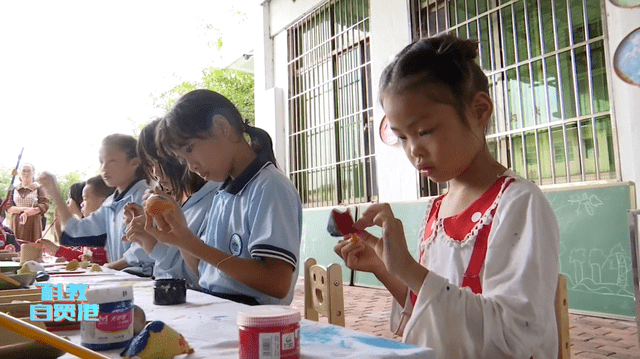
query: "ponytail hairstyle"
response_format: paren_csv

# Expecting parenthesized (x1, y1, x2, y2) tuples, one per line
(101, 134, 149, 183)
(159, 89, 278, 168)
(379, 34, 489, 127)
(68, 181, 85, 209)
(138, 118, 206, 200)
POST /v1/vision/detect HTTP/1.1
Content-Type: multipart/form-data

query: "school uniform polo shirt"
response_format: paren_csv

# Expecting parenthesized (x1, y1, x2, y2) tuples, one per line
(198, 156, 302, 305)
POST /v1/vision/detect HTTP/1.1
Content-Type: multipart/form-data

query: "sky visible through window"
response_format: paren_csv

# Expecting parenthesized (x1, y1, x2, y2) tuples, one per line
(0, 0, 258, 177)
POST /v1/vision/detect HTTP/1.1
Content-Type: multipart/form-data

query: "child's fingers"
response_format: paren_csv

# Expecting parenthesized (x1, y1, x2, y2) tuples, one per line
(334, 239, 363, 259)
(144, 212, 160, 236)
(355, 230, 379, 247)
(126, 202, 144, 217)
(155, 215, 172, 232)
(354, 203, 395, 230)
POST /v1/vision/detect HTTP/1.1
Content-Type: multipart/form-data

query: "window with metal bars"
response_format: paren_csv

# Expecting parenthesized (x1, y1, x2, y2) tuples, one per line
(287, 0, 377, 208)
(411, 0, 618, 197)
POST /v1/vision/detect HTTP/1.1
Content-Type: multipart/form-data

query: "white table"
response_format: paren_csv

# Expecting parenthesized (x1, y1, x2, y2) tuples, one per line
(47, 269, 434, 358)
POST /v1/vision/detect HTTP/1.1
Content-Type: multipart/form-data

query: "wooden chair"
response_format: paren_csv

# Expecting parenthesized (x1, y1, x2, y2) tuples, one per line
(555, 274, 571, 359)
(304, 258, 345, 327)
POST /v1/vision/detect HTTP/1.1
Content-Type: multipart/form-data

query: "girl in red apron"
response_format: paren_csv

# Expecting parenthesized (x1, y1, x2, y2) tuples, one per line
(334, 34, 560, 358)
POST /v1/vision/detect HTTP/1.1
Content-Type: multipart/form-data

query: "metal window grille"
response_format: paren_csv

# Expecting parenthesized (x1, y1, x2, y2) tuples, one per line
(411, 0, 618, 197)
(287, 0, 377, 208)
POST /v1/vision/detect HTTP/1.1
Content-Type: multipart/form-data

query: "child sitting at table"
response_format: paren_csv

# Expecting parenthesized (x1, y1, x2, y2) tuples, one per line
(38, 176, 114, 265)
(144, 89, 302, 306)
(37, 134, 154, 274)
(123, 118, 219, 289)
(333, 34, 560, 358)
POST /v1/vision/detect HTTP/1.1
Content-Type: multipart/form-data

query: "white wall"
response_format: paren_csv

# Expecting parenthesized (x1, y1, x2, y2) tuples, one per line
(604, 3, 640, 208)
(368, 0, 419, 202)
(256, 0, 640, 206)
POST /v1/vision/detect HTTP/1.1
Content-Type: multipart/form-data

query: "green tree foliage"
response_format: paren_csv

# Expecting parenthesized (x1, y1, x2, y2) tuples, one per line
(152, 68, 255, 125)
(0, 166, 13, 200)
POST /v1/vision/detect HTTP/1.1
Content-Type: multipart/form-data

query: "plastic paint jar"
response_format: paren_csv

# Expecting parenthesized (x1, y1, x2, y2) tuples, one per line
(237, 305, 301, 359)
(81, 285, 134, 350)
(153, 278, 187, 305)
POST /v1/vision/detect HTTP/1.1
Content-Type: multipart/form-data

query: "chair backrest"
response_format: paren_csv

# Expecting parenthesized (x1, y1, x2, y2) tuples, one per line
(555, 274, 571, 359)
(304, 258, 345, 327)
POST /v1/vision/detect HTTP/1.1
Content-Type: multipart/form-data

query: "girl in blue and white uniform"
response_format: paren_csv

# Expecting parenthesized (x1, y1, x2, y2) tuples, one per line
(146, 89, 302, 306)
(124, 119, 219, 288)
(38, 134, 153, 272)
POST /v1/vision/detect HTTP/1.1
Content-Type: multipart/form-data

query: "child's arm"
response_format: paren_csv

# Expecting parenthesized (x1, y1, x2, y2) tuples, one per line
(145, 201, 294, 299)
(36, 172, 72, 227)
(104, 258, 130, 270)
(39, 172, 108, 248)
(179, 249, 200, 277)
(36, 238, 83, 262)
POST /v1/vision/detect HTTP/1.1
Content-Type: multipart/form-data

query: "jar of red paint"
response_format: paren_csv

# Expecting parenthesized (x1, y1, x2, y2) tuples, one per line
(237, 305, 301, 359)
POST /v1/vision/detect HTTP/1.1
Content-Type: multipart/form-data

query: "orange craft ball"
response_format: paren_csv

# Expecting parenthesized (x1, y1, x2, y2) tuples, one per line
(145, 195, 175, 215)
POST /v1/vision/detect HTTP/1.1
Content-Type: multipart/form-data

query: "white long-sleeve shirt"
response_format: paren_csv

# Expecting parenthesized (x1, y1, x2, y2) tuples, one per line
(391, 170, 560, 358)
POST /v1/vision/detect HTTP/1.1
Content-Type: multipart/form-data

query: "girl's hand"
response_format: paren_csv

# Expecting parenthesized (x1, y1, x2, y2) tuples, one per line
(354, 203, 414, 277)
(123, 202, 144, 225)
(36, 172, 58, 195)
(333, 235, 386, 274)
(142, 185, 171, 201)
(36, 238, 59, 255)
(143, 196, 190, 248)
(124, 216, 157, 253)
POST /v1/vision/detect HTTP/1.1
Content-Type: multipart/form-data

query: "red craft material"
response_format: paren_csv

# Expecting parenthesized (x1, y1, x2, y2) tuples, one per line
(327, 209, 357, 237)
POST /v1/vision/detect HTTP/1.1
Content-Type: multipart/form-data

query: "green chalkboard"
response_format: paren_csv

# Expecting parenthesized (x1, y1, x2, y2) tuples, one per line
(346, 184, 636, 319)
(299, 207, 353, 285)
(546, 183, 636, 318)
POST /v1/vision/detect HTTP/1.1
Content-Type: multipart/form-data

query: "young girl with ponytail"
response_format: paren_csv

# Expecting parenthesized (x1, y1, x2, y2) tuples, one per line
(147, 90, 302, 306)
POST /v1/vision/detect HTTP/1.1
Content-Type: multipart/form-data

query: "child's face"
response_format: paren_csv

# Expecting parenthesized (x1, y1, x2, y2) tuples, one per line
(151, 162, 171, 192)
(81, 185, 106, 217)
(175, 130, 233, 183)
(98, 145, 140, 189)
(383, 88, 486, 183)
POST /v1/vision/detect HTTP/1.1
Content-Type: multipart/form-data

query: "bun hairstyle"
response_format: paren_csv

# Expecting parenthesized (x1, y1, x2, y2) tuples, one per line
(158, 89, 278, 168)
(138, 118, 206, 200)
(379, 34, 489, 126)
